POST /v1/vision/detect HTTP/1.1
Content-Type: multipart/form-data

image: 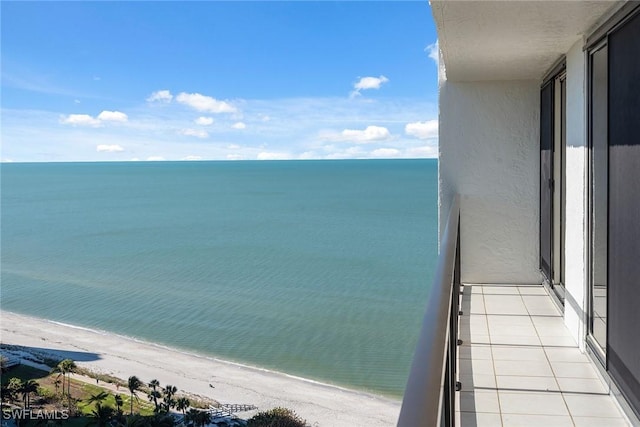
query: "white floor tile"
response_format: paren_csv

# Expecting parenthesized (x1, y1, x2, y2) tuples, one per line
(458, 411, 503, 426)
(516, 286, 548, 296)
(487, 314, 534, 326)
(491, 346, 547, 362)
(484, 295, 528, 315)
(495, 375, 559, 392)
(483, 286, 520, 295)
(466, 335, 492, 345)
(535, 325, 575, 338)
(544, 347, 590, 363)
(489, 324, 538, 337)
(572, 416, 630, 426)
(494, 360, 554, 377)
(539, 335, 577, 347)
(458, 390, 501, 413)
(468, 285, 484, 294)
(459, 344, 493, 360)
(550, 361, 599, 379)
(531, 316, 565, 328)
(498, 391, 569, 416)
(459, 373, 497, 390)
(563, 393, 626, 418)
(500, 414, 573, 426)
(489, 335, 541, 346)
(555, 377, 608, 394)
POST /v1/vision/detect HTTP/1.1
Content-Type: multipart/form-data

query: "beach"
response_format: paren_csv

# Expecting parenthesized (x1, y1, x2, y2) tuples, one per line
(0, 311, 401, 426)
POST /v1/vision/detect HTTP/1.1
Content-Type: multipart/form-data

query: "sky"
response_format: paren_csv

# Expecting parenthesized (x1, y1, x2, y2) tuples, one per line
(1, 1, 439, 162)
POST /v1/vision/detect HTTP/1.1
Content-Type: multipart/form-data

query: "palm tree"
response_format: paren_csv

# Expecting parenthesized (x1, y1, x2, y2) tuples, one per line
(148, 379, 160, 412)
(90, 403, 115, 427)
(186, 408, 212, 427)
(50, 364, 65, 395)
(86, 390, 109, 409)
(194, 410, 211, 427)
(175, 396, 190, 415)
(114, 394, 124, 415)
(127, 375, 142, 415)
(185, 408, 200, 426)
(53, 375, 62, 395)
(22, 379, 38, 408)
(148, 389, 161, 412)
(56, 359, 77, 396)
(161, 384, 177, 412)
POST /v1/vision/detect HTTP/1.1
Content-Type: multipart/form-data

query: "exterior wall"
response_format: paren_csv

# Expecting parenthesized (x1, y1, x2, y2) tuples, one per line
(563, 40, 588, 349)
(439, 79, 541, 284)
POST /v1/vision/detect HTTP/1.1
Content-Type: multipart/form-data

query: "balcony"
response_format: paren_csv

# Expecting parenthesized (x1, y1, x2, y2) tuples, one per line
(398, 198, 631, 426)
(457, 283, 628, 426)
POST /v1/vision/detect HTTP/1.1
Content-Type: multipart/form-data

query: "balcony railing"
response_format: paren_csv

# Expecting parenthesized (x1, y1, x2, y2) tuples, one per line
(398, 196, 460, 427)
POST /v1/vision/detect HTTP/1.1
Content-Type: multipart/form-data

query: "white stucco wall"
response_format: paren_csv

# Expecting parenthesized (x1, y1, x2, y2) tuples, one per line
(563, 40, 588, 348)
(439, 80, 541, 284)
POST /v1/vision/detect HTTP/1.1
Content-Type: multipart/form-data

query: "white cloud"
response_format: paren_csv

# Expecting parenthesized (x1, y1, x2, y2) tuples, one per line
(406, 145, 438, 158)
(4, 95, 438, 162)
(130, 158, 140, 161)
(74, 99, 81, 104)
(147, 90, 173, 103)
(257, 151, 289, 160)
(354, 75, 389, 90)
(405, 120, 438, 139)
(96, 144, 124, 152)
(338, 125, 391, 143)
(147, 156, 165, 161)
(226, 154, 244, 160)
(351, 75, 389, 97)
(60, 111, 127, 127)
(97, 110, 128, 122)
(194, 116, 214, 126)
(60, 114, 102, 127)
(176, 92, 237, 113)
(182, 155, 202, 161)
(370, 148, 401, 158)
(231, 122, 246, 130)
(426, 40, 439, 65)
(180, 128, 209, 138)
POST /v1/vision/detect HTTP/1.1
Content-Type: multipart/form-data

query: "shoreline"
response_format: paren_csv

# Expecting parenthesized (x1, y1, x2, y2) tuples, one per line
(0, 311, 401, 426)
(47, 317, 388, 399)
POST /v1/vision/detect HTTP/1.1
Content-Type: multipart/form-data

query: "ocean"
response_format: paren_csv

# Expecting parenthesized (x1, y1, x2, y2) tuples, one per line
(0, 159, 438, 398)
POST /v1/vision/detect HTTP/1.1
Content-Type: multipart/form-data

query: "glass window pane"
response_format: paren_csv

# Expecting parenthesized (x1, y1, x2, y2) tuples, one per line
(590, 44, 607, 352)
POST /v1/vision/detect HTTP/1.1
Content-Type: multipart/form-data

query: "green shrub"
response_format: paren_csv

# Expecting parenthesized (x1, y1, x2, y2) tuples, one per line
(247, 407, 307, 427)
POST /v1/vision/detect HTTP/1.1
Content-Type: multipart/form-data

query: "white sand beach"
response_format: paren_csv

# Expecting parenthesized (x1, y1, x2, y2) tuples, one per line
(0, 311, 400, 426)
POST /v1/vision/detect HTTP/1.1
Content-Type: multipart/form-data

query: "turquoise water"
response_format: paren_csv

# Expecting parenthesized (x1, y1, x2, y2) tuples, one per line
(1, 159, 437, 397)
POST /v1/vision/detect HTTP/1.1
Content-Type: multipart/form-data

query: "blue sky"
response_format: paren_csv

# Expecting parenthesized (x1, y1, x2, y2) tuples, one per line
(1, 1, 439, 162)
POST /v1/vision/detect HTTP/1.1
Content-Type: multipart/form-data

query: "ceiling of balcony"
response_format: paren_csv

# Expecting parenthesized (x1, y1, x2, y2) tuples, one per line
(431, 1, 622, 82)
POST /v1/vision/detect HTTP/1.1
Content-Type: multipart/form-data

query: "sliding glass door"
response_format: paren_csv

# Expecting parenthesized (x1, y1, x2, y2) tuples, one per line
(540, 71, 565, 302)
(589, 7, 640, 417)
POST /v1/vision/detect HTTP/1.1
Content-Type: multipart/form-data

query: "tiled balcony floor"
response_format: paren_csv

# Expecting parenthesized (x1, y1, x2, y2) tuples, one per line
(456, 284, 630, 427)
